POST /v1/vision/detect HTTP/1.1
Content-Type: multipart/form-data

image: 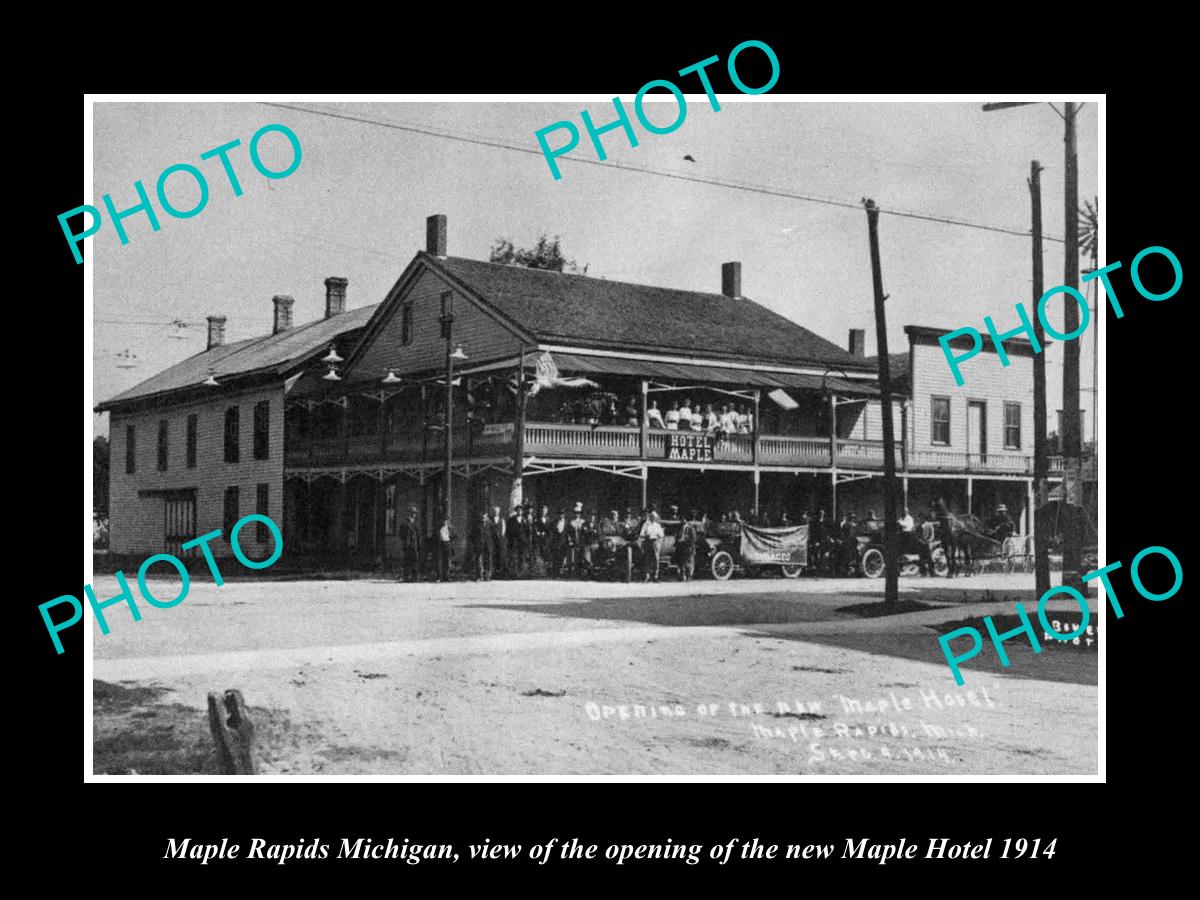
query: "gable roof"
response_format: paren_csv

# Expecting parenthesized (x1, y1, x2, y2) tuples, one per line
(96, 304, 377, 412)
(424, 255, 875, 371)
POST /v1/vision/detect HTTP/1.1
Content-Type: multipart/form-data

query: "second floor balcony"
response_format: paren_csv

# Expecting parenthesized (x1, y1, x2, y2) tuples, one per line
(286, 419, 1064, 478)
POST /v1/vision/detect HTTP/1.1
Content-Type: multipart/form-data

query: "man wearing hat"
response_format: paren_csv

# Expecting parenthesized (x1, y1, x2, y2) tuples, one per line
(638, 509, 665, 582)
(488, 505, 507, 578)
(507, 505, 526, 577)
(567, 502, 587, 577)
(988, 503, 1015, 542)
(397, 505, 423, 582)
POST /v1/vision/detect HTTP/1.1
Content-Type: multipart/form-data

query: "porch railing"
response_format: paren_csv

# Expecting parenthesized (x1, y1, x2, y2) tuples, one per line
(283, 421, 1068, 478)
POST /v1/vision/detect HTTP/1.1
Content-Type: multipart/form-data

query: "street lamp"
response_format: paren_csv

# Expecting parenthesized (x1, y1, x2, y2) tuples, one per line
(440, 291, 468, 526)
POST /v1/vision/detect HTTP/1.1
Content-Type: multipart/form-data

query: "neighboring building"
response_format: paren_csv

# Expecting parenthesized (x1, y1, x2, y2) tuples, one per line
(97, 213, 1061, 568)
(97, 280, 375, 561)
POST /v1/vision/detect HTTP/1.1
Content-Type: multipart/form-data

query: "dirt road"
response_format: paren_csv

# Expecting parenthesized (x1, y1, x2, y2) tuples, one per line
(91, 574, 1098, 776)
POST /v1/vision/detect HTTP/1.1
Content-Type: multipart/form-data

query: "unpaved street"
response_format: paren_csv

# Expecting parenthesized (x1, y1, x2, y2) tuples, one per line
(91, 574, 1098, 775)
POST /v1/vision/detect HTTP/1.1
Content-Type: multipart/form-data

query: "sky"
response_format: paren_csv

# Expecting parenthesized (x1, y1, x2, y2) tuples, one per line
(91, 99, 1099, 437)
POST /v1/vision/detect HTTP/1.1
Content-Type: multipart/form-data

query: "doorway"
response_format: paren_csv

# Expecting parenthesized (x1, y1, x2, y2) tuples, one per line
(967, 401, 987, 465)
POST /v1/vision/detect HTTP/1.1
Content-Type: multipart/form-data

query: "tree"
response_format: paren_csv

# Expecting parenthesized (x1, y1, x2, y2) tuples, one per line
(489, 235, 583, 273)
(93, 435, 110, 515)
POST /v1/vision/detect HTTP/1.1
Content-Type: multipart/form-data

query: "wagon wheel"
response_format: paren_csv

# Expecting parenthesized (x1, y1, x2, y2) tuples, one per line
(780, 564, 803, 579)
(711, 550, 735, 581)
(859, 547, 885, 579)
(931, 546, 949, 578)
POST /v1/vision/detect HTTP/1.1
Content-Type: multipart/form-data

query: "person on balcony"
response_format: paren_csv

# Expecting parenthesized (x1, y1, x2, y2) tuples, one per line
(625, 395, 640, 427)
(665, 401, 680, 430)
(646, 399, 666, 430)
(678, 398, 694, 430)
(702, 404, 719, 431)
(719, 404, 738, 436)
(737, 404, 753, 434)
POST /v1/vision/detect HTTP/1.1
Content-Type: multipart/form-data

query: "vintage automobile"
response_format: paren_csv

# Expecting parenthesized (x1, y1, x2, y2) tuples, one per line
(852, 523, 949, 579)
(703, 521, 808, 581)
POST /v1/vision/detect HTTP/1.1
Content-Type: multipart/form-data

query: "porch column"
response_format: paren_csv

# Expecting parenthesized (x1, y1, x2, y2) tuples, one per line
(376, 475, 387, 570)
(752, 388, 761, 467)
(753, 469, 761, 515)
(900, 400, 909, 472)
(1025, 478, 1034, 536)
(341, 397, 349, 463)
(828, 391, 838, 519)
(512, 349, 528, 509)
(902, 475, 909, 509)
(967, 477, 974, 515)
(640, 464, 648, 508)
(640, 379, 649, 459)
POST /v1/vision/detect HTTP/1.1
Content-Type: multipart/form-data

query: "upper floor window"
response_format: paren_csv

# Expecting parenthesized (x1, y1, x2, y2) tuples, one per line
(253, 400, 270, 460)
(224, 406, 240, 463)
(1004, 402, 1022, 450)
(186, 414, 198, 468)
(401, 302, 414, 345)
(125, 424, 136, 474)
(157, 420, 169, 471)
(931, 396, 951, 446)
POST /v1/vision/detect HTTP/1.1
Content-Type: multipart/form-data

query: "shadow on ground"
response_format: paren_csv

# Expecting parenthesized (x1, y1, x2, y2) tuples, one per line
(462, 588, 1097, 687)
(93, 681, 411, 775)
(462, 593, 859, 627)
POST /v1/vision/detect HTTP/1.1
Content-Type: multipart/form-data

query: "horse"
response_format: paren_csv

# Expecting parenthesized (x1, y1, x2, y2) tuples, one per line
(940, 513, 1007, 575)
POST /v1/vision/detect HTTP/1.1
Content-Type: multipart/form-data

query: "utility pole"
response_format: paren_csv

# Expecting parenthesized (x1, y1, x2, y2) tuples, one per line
(1028, 161, 1051, 598)
(1061, 102, 1083, 588)
(863, 199, 899, 608)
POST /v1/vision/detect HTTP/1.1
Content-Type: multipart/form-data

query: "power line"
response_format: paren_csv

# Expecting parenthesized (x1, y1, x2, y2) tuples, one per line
(260, 101, 1065, 244)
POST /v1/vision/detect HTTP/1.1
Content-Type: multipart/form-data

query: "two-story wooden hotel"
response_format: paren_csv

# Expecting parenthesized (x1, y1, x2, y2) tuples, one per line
(97, 214, 1061, 568)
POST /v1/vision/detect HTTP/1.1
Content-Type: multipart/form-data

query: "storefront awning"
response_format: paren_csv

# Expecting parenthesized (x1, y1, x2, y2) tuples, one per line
(546, 352, 883, 397)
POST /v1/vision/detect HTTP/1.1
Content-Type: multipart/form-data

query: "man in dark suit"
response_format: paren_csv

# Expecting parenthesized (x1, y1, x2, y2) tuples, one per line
(506, 505, 525, 577)
(488, 506, 507, 577)
(396, 506, 422, 582)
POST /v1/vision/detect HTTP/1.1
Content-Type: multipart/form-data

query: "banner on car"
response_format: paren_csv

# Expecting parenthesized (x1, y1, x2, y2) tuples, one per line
(739, 524, 808, 565)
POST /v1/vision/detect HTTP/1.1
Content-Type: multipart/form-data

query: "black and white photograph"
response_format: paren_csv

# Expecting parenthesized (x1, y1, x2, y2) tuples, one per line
(86, 96, 1101, 778)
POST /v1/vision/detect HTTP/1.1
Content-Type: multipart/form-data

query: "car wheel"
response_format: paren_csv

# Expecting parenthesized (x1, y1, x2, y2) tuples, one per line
(711, 550, 734, 581)
(780, 564, 803, 579)
(859, 547, 885, 579)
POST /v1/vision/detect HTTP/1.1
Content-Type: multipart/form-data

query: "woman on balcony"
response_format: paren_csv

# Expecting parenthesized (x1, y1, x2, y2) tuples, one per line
(665, 401, 680, 430)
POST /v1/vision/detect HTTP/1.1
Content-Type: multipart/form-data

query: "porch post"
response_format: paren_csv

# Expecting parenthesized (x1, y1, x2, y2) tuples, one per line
(967, 477, 974, 515)
(828, 391, 838, 519)
(512, 349, 528, 509)
(640, 379, 649, 459)
(1025, 478, 1034, 536)
(900, 399, 909, 472)
(752, 388, 761, 467)
(640, 464, 648, 508)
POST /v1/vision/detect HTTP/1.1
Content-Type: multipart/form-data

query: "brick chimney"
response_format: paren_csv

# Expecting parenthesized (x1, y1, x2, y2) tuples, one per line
(848, 328, 866, 358)
(721, 261, 742, 299)
(206, 315, 226, 350)
(426, 214, 447, 257)
(272, 295, 294, 334)
(324, 277, 348, 319)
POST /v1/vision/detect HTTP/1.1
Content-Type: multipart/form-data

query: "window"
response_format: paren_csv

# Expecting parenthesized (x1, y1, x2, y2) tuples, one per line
(1004, 402, 1022, 450)
(401, 302, 414, 345)
(256, 483, 270, 542)
(186, 414, 198, 468)
(224, 406, 240, 463)
(253, 400, 270, 460)
(125, 424, 136, 474)
(223, 486, 239, 536)
(157, 420, 169, 471)
(931, 397, 951, 445)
